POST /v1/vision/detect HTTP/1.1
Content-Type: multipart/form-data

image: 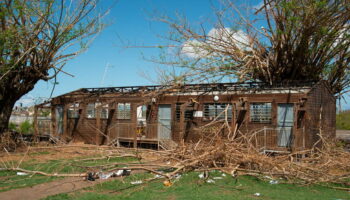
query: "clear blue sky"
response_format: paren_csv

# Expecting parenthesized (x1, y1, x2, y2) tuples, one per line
(18, 0, 350, 109)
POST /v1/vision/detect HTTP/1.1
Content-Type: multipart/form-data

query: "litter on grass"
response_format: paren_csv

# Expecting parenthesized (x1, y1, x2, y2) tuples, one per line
(198, 173, 205, 179)
(254, 193, 261, 197)
(206, 179, 215, 183)
(269, 180, 279, 184)
(131, 180, 143, 185)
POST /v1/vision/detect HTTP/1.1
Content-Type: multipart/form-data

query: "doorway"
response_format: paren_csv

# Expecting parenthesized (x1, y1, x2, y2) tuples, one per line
(277, 104, 294, 147)
(158, 105, 172, 139)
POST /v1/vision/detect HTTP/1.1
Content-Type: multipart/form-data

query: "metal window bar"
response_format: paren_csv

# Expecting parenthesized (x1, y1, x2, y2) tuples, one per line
(68, 103, 79, 118)
(204, 103, 232, 120)
(117, 103, 131, 119)
(175, 103, 194, 121)
(86, 103, 96, 118)
(250, 103, 272, 123)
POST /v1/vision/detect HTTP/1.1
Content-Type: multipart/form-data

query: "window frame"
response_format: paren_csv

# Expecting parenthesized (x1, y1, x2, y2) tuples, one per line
(117, 103, 131, 120)
(68, 103, 80, 119)
(203, 103, 233, 121)
(86, 103, 96, 119)
(175, 103, 194, 122)
(249, 102, 272, 123)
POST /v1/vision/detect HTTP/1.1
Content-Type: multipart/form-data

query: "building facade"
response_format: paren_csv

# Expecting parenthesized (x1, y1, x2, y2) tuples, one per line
(34, 81, 336, 152)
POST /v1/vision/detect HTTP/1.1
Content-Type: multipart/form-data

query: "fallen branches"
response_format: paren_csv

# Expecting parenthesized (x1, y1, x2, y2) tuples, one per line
(0, 131, 349, 191)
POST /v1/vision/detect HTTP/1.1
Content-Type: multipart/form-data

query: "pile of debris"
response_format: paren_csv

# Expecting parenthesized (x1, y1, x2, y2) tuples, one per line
(1, 133, 349, 191)
(158, 134, 350, 189)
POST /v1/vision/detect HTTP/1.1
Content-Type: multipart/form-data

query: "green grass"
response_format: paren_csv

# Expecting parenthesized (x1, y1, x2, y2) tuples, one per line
(0, 155, 139, 192)
(337, 110, 350, 130)
(44, 171, 350, 200)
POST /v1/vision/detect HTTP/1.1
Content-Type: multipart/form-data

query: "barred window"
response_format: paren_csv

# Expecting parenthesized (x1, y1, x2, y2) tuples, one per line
(96, 103, 109, 119)
(250, 103, 272, 123)
(175, 103, 194, 121)
(68, 103, 79, 118)
(204, 103, 232, 120)
(86, 103, 96, 118)
(117, 103, 131, 119)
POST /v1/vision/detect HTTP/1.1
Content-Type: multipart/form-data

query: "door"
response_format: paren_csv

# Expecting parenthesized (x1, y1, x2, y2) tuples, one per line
(277, 104, 294, 147)
(56, 105, 64, 135)
(158, 105, 172, 139)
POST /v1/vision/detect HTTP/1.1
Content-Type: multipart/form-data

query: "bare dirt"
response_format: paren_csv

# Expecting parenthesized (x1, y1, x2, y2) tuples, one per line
(0, 176, 116, 200)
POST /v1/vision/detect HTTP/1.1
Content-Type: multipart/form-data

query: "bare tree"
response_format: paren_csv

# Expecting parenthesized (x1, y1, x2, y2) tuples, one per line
(147, 0, 350, 93)
(0, 0, 107, 133)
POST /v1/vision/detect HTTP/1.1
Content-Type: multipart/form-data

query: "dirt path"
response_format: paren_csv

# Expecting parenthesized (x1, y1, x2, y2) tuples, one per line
(0, 177, 114, 200)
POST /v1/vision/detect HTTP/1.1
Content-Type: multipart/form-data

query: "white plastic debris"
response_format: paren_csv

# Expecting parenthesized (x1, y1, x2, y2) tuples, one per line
(254, 193, 261, 197)
(154, 174, 163, 178)
(198, 173, 205, 179)
(174, 174, 182, 179)
(131, 180, 143, 185)
(115, 170, 124, 176)
(221, 173, 226, 177)
(213, 177, 223, 180)
(206, 179, 215, 183)
(16, 172, 28, 176)
(269, 180, 279, 184)
(100, 172, 114, 180)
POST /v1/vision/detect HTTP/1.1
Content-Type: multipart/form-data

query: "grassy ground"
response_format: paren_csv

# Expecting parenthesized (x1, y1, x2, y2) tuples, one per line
(44, 171, 350, 200)
(337, 110, 350, 130)
(0, 152, 138, 192)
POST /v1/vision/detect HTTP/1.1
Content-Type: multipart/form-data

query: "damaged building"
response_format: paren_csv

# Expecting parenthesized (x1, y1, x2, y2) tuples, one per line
(34, 81, 336, 152)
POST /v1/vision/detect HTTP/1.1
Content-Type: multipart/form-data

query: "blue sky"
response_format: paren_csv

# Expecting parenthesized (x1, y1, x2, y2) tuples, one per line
(17, 0, 350, 109)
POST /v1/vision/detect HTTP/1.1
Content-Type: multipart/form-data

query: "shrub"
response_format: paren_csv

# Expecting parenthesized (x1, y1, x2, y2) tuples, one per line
(19, 120, 33, 134)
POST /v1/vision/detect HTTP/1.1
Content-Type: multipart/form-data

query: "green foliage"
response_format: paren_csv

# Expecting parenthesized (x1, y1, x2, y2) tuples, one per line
(8, 122, 17, 131)
(336, 110, 350, 130)
(18, 120, 33, 134)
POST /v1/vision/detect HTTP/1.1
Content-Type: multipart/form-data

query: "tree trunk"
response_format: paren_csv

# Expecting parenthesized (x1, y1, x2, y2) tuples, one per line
(0, 72, 39, 134)
(0, 97, 17, 133)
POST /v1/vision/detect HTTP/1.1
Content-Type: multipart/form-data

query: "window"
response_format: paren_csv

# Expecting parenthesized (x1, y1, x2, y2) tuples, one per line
(137, 105, 147, 125)
(86, 103, 96, 118)
(204, 103, 232, 120)
(175, 103, 194, 121)
(250, 103, 272, 123)
(117, 103, 131, 119)
(96, 103, 109, 119)
(86, 103, 108, 119)
(68, 103, 79, 118)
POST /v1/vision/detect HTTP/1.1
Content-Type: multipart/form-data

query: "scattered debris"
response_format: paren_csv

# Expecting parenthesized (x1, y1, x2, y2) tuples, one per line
(16, 172, 28, 176)
(206, 179, 215, 183)
(198, 173, 205, 179)
(131, 180, 143, 185)
(254, 193, 261, 197)
(86, 172, 95, 181)
(269, 180, 278, 184)
(163, 180, 172, 187)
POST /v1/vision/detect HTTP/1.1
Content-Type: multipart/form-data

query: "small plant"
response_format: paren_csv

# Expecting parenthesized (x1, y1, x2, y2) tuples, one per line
(8, 122, 17, 132)
(19, 120, 33, 134)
